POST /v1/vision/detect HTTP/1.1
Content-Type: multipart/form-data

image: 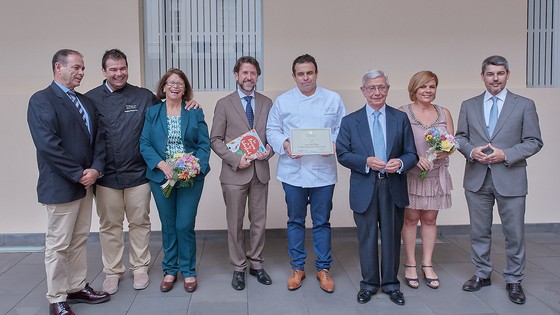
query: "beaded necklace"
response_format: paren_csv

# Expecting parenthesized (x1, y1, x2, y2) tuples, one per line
(407, 103, 440, 129)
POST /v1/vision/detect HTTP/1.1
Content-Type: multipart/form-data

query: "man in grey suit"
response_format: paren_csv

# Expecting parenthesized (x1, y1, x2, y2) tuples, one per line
(210, 56, 273, 290)
(455, 55, 543, 305)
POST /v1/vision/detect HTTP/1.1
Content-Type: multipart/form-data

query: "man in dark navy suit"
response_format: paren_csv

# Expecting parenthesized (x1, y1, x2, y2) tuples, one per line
(336, 70, 418, 306)
(27, 49, 109, 315)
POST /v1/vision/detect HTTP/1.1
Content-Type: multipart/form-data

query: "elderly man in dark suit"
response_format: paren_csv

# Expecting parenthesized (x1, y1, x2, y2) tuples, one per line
(27, 49, 110, 315)
(210, 56, 273, 290)
(336, 70, 418, 306)
(455, 55, 543, 305)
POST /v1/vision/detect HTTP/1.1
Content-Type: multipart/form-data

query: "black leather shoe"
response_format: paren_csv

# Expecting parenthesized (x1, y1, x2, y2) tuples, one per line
(357, 289, 374, 304)
(506, 283, 526, 304)
(388, 290, 405, 305)
(249, 268, 272, 285)
(231, 271, 246, 290)
(462, 275, 491, 292)
(67, 283, 110, 304)
(49, 302, 74, 315)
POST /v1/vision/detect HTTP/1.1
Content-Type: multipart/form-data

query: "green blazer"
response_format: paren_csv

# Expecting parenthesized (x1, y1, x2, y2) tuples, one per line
(140, 101, 210, 184)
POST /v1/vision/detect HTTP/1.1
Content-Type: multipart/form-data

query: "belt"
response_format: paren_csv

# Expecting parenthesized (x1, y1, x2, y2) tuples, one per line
(375, 172, 388, 179)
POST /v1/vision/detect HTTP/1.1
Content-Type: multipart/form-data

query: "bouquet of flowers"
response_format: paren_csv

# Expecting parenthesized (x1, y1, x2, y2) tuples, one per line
(161, 152, 201, 197)
(420, 127, 458, 180)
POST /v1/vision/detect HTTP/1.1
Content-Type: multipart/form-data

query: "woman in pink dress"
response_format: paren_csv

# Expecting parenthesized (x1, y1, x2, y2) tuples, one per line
(399, 71, 454, 289)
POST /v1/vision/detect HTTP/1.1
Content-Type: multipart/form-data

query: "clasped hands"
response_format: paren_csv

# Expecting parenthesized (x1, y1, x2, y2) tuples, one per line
(366, 156, 401, 173)
(472, 143, 505, 165)
(238, 144, 272, 169)
(79, 169, 100, 189)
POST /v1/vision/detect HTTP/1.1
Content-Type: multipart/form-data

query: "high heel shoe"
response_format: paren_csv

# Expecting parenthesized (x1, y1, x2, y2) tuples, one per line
(421, 265, 440, 289)
(403, 265, 419, 289)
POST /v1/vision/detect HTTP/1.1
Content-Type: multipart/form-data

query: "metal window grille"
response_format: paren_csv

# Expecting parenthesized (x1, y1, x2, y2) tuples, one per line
(527, 0, 560, 87)
(143, 0, 263, 92)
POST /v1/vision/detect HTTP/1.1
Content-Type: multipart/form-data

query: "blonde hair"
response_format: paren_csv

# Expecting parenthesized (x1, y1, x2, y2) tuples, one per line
(407, 71, 439, 102)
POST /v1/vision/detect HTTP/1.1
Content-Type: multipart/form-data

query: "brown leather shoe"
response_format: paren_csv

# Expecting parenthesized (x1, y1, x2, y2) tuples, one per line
(287, 269, 305, 290)
(66, 284, 110, 304)
(160, 274, 177, 292)
(317, 269, 335, 293)
(184, 277, 197, 292)
(49, 302, 74, 315)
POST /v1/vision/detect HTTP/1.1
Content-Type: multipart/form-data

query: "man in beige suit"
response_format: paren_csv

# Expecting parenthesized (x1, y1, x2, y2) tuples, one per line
(210, 56, 273, 290)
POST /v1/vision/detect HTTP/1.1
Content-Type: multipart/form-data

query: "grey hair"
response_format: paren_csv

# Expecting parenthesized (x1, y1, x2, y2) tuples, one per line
(481, 55, 509, 73)
(361, 70, 389, 86)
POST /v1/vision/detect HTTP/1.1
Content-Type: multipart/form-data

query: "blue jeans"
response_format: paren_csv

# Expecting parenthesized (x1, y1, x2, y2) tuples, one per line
(282, 183, 334, 271)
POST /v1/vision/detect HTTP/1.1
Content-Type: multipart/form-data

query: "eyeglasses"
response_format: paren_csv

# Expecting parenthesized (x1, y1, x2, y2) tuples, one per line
(362, 85, 389, 93)
(166, 81, 185, 88)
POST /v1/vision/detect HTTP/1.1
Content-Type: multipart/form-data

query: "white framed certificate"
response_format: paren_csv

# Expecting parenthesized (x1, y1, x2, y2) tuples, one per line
(290, 128, 333, 155)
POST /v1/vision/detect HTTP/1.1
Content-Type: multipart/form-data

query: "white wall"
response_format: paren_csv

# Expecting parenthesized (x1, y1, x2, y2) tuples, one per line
(1, 0, 557, 234)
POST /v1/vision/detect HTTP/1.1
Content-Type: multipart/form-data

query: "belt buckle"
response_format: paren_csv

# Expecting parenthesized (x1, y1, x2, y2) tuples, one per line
(377, 172, 387, 179)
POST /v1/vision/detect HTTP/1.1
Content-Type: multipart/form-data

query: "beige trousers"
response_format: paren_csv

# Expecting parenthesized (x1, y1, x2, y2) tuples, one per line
(45, 188, 93, 303)
(222, 174, 268, 272)
(95, 183, 151, 275)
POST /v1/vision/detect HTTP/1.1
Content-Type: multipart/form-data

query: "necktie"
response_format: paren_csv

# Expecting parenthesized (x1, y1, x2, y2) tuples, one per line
(373, 111, 386, 171)
(244, 95, 254, 129)
(67, 90, 88, 130)
(488, 96, 498, 136)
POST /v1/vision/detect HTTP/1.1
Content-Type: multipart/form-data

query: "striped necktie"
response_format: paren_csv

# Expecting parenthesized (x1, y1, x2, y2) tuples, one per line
(67, 90, 88, 130)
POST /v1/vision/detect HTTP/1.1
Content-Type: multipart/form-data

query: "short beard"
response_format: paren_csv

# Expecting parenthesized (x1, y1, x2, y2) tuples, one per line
(238, 81, 255, 93)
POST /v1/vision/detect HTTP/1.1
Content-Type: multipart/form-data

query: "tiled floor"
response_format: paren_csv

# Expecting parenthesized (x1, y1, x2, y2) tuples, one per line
(1, 230, 559, 315)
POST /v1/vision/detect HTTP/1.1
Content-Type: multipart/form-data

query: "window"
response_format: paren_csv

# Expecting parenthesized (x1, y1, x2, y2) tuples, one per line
(143, 0, 263, 91)
(527, 0, 560, 87)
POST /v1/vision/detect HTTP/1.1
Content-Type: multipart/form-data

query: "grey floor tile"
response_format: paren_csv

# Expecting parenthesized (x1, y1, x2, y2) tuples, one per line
(524, 280, 560, 313)
(473, 284, 556, 315)
(0, 252, 28, 275)
(529, 256, 560, 278)
(525, 233, 560, 244)
(541, 243, 560, 255)
(523, 259, 560, 282)
(128, 296, 189, 315)
(2, 230, 559, 314)
(11, 278, 47, 307)
(432, 242, 472, 263)
(6, 305, 44, 315)
(16, 252, 43, 265)
(0, 294, 25, 315)
(188, 301, 247, 315)
(0, 264, 45, 295)
(526, 239, 560, 258)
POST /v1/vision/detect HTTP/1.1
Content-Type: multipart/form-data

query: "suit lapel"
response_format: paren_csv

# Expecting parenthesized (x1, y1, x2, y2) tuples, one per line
(230, 92, 251, 129)
(385, 107, 397, 157)
(356, 106, 374, 155)
(180, 103, 190, 139)
(157, 102, 168, 138)
(50, 83, 90, 137)
(472, 93, 489, 139)
(253, 93, 263, 129)
(491, 91, 516, 138)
